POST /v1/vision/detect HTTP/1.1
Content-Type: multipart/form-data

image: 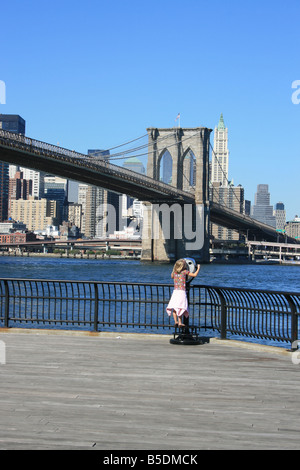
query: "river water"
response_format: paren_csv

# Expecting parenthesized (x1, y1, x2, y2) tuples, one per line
(0, 257, 299, 348)
(0, 256, 299, 293)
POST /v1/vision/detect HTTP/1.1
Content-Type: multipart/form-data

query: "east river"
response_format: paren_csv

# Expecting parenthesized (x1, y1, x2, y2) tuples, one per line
(0, 256, 299, 348)
(0, 256, 299, 292)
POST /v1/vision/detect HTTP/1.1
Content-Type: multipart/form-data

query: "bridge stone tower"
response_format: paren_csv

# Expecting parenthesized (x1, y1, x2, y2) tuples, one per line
(141, 127, 212, 263)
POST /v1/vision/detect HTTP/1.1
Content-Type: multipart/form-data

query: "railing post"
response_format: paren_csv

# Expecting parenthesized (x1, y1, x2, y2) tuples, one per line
(285, 294, 298, 350)
(184, 284, 190, 327)
(216, 289, 227, 340)
(93, 282, 99, 332)
(4, 280, 9, 328)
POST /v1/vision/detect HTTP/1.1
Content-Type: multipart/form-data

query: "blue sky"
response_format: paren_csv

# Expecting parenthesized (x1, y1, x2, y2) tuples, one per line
(1, 0, 299, 220)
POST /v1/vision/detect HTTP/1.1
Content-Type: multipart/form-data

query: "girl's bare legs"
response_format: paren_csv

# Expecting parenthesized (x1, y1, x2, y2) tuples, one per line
(172, 311, 185, 327)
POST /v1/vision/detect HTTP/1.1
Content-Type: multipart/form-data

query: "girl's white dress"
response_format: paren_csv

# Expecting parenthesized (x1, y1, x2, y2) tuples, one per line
(166, 270, 189, 318)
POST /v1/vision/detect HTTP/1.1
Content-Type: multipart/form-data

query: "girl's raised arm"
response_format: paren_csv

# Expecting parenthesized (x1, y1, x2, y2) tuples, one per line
(188, 264, 200, 277)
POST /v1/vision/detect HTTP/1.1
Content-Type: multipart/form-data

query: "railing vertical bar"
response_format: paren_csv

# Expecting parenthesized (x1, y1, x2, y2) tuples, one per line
(41, 281, 45, 324)
(113, 284, 117, 327)
(99, 283, 105, 326)
(217, 288, 227, 340)
(23, 280, 28, 324)
(126, 284, 129, 327)
(4, 280, 9, 328)
(32, 281, 36, 323)
(93, 282, 99, 332)
(285, 294, 298, 347)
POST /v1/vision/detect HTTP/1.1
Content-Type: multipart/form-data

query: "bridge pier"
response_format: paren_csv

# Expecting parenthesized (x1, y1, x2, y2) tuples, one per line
(141, 201, 210, 263)
(141, 127, 212, 263)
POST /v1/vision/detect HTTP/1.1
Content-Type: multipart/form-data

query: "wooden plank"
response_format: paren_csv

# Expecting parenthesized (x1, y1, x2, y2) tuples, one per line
(0, 331, 298, 450)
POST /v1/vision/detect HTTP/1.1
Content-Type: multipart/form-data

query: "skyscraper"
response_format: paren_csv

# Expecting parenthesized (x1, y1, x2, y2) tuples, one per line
(0, 114, 25, 134)
(211, 113, 229, 186)
(8, 171, 32, 218)
(20, 168, 44, 199)
(251, 184, 276, 228)
(44, 175, 68, 224)
(0, 164, 8, 222)
(0, 114, 26, 221)
(1, 115, 46, 200)
(274, 202, 286, 231)
(210, 114, 245, 240)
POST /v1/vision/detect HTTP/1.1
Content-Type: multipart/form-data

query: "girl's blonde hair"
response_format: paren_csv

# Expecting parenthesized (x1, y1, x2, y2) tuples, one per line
(173, 259, 187, 274)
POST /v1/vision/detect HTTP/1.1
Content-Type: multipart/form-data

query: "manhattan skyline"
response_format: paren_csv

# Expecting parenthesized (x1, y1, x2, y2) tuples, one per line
(0, 0, 299, 220)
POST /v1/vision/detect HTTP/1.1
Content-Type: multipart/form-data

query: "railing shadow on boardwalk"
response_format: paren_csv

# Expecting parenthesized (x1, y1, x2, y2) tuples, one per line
(0, 278, 299, 349)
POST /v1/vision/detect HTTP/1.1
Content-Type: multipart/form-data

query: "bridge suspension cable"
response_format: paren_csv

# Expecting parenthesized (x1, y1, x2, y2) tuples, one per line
(105, 130, 200, 162)
(105, 133, 148, 151)
(92, 131, 175, 161)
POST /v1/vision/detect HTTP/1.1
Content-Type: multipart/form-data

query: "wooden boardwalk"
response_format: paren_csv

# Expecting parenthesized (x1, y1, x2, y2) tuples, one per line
(0, 328, 299, 450)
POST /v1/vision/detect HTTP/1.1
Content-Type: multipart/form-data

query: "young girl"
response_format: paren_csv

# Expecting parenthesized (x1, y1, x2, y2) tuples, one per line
(166, 259, 200, 327)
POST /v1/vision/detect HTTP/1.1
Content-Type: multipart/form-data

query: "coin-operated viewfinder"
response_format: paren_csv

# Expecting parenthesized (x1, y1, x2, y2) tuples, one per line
(184, 258, 197, 284)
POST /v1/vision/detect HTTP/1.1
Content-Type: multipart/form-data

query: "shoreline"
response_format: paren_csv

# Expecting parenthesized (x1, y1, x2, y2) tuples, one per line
(1, 250, 299, 266)
(0, 326, 292, 355)
(0, 251, 141, 260)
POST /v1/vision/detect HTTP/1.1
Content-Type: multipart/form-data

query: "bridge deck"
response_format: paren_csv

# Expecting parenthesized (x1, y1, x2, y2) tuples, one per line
(0, 129, 297, 242)
(0, 329, 298, 450)
(0, 129, 194, 204)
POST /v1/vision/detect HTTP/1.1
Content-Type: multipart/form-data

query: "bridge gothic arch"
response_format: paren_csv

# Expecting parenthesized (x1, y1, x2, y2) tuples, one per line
(158, 146, 196, 190)
(143, 127, 212, 262)
(146, 127, 211, 204)
(158, 148, 173, 185)
(181, 147, 196, 191)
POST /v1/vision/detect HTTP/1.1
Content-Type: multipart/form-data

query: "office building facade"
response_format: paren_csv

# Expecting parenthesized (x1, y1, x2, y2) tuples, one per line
(210, 182, 244, 240)
(210, 114, 245, 240)
(44, 175, 68, 224)
(0, 114, 26, 221)
(251, 184, 276, 228)
(68, 203, 82, 231)
(274, 202, 286, 231)
(0, 114, 25, 134)
(8, 171, 33, 218)
(285, 217, 300, 239)
(211, 113, 229, 186)
(10, 197, 59, 231)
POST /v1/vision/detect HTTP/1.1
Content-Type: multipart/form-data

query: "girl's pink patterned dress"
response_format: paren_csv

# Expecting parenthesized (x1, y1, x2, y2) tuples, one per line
(166, 270, 189, 318)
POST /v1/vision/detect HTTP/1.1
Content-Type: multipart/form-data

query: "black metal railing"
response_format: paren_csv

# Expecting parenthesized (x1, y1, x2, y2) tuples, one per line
(0, 278, 299, 348)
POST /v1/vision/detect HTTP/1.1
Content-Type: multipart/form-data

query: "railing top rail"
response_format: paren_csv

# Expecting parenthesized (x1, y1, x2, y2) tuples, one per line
(0, 278, 299, 297)
(195, 283, 300, 297)
(0, 277, 173, 288)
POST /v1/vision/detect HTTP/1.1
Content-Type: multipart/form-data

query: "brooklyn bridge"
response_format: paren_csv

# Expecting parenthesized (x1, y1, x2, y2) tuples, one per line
(0, 127, 296, 262)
